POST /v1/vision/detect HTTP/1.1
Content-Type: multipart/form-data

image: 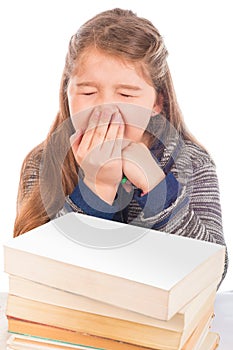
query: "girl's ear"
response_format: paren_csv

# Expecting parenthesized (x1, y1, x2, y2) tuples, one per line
(152, 93, 163, 115)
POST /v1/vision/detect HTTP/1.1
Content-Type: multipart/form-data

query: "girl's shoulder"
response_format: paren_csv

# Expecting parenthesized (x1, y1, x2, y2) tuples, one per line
(182, 139, 215, 168)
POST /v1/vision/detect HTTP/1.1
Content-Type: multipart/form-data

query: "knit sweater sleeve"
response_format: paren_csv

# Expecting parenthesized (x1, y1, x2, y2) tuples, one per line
(134, 143, 228, 281)
(137, 147, 224, 242)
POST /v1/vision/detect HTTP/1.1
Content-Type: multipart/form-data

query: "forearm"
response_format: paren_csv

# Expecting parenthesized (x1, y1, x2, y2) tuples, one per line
(55, 178, 132, 220)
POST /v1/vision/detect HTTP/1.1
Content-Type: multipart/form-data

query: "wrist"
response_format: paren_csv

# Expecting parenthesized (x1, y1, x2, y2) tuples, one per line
(83, 178, 118, 205)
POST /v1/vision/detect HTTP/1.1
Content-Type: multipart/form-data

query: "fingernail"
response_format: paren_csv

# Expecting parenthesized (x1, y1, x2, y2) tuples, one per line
(93, 110, 101, 118)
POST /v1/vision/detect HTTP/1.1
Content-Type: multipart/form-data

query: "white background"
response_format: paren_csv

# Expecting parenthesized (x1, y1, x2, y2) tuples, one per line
(0, 0, 232, 292)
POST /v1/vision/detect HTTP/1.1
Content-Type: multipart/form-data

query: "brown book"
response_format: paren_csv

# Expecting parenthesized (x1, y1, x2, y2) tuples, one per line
(7, 294, 215, 350)
(4, 213, 225, 321)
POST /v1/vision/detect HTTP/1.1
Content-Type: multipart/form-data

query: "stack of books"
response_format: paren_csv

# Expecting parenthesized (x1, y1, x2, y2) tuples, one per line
(4, 212, 225, 350)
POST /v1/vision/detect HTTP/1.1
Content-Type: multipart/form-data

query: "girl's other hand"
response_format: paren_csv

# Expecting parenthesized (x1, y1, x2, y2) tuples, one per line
(70, 106, 124, 204)
(122, 142, 165, 195)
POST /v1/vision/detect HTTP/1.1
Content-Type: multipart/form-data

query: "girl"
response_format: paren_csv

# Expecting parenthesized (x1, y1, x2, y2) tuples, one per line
(14, 8, 228, 280)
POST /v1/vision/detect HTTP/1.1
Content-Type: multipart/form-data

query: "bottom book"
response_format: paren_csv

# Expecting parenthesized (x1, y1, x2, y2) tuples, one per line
(199, 332, 220, 350)
(6, 331, 220, 350)
(7, 321, 153, 350)
(7, 334, 103, 350)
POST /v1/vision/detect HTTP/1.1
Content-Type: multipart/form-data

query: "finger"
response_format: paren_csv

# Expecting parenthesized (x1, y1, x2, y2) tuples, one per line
(104, 112, 123, 142)
(89, 108, 117, 150)
(116, 114, 125, 141)
(100, 112, 122, 156)
(110, 114, 125, 158)
(80, 109, 101, 151)
(69, 129, 83, 154)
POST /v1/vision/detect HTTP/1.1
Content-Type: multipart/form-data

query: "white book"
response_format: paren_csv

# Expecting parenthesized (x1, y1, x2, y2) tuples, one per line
(4, 212, 225, 321)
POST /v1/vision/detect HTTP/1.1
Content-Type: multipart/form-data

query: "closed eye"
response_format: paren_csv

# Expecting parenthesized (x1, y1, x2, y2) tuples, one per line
(120, 93, 134, 98)
(81, 92, 96, 95)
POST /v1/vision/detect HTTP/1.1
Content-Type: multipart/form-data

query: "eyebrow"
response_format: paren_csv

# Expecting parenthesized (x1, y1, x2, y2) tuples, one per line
(76, 81, 142, 91)
(116, 84, 142, 91)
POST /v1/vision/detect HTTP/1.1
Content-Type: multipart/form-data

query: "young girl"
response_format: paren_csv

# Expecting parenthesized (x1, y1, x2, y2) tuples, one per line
(14, 8, 228, 280)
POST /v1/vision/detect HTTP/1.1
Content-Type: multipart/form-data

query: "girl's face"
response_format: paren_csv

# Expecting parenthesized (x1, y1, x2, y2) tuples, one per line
(67, 48, 161, 142)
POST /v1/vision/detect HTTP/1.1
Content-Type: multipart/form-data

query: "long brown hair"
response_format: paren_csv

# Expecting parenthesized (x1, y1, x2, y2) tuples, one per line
(14, 8, 195, 237)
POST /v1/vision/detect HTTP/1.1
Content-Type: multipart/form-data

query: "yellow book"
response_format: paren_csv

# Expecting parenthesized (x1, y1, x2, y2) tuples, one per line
(8, 275, 218, 333)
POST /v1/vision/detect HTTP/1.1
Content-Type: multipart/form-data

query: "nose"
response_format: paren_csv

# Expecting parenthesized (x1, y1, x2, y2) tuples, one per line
(98, 88, 117, 105)
(95, 91, 120, 114)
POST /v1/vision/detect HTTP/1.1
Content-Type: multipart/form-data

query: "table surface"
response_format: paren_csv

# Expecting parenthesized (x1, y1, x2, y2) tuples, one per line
(1, 292, 233, 349)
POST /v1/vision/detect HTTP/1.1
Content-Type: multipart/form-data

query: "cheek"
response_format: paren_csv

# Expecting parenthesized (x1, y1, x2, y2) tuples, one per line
(68, 96, 78, 116)
(67, 83, 90, 115)
(67, 85, 77, 115)
(68, 94, 95, 116)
